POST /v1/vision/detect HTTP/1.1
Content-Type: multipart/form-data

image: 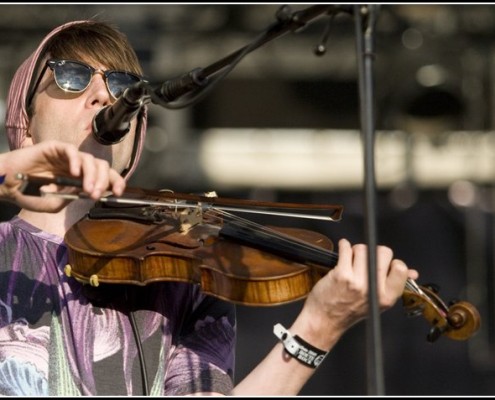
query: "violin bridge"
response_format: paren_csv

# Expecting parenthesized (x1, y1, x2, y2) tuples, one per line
(178, 208, 203, 233)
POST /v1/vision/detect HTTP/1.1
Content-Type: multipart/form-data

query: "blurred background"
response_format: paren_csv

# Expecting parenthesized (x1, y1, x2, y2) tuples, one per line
(1, 3, 495, 395)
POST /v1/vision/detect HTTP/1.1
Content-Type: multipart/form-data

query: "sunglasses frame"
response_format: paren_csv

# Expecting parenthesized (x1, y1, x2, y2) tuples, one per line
(27, 59, 143, 107)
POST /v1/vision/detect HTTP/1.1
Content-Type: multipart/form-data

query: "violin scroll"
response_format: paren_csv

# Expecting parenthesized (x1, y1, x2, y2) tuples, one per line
(402, 280, 481, 342)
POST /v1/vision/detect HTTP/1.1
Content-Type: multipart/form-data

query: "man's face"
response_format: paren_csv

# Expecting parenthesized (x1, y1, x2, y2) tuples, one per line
(26, 58, 138, 175)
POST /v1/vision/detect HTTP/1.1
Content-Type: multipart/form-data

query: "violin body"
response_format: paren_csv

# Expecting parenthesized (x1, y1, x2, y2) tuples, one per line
(64, 209, 330, 306)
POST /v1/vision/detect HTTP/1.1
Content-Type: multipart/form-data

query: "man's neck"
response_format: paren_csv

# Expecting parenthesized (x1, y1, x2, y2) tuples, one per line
(18, 199, 95, 239)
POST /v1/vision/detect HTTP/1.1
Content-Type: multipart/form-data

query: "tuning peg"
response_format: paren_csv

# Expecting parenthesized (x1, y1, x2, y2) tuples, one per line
(427, 325, 446, 343)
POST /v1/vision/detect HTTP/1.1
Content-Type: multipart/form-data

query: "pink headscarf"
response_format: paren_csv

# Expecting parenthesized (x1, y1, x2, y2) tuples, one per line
(4, 20, 148, 179)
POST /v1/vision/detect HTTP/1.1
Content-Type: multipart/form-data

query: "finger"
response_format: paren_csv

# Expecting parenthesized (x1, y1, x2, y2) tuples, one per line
(88, 159, 111, 200)
(382, 259, 410, 305)
(350, 243, 368, 277)
(78, 153, 98, 196)
(62, 143, 84, 177)
(336, 238, 352, 270)
(40, 141, 80, 174)
(108, 168, 125, 196)
(407, 268, 419, 281)
(376, 245, 394, 276)
(387, 258, 408, 282)
(89, 159, 125, 199)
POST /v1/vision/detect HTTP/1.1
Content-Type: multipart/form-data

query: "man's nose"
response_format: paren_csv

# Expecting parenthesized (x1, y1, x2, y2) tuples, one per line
(87, 72, 112, 105)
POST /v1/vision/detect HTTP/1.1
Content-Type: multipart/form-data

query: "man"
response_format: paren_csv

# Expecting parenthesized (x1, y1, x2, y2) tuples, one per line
(0, 19, 418, 395)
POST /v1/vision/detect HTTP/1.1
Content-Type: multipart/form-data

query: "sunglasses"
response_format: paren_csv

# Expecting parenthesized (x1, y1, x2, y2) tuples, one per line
(28, 59, 143, 106)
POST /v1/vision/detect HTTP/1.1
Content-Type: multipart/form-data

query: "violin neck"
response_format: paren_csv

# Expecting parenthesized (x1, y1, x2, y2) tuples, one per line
(219, 222, 338, 268)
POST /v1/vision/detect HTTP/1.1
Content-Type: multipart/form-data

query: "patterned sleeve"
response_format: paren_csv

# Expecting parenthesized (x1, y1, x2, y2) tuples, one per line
(164, 292, 236, 395)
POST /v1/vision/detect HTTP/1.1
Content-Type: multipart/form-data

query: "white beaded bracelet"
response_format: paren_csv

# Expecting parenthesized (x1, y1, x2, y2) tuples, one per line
(273, 323, 328, 368)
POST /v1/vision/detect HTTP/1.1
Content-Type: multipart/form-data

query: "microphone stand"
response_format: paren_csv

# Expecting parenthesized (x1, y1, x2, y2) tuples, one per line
(353, 5, 384, 395)
(149, 3, 386, 395)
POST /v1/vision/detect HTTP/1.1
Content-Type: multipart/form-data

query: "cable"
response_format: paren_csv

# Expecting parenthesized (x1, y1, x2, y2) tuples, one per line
(126, 288, 150, 396)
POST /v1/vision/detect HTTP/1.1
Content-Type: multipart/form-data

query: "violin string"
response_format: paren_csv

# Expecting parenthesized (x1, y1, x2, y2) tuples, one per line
(205, 205, 338, 221)
(225, 211, 339, 262)
(405, 278, 423, 294)
(213, 208, 340, 264)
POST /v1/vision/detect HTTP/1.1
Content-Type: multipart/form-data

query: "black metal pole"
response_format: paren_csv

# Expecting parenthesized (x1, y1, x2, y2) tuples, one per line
(353, 4, 385, 395)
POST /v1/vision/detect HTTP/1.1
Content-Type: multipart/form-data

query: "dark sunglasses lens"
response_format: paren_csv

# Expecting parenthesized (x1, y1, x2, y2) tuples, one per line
(53, 61, 91, 92)
(107, 72, 141, 98)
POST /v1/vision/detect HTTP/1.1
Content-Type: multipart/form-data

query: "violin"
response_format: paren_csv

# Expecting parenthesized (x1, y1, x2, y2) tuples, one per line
(17, 174, 481, 342)
(63, 186, 343, 305)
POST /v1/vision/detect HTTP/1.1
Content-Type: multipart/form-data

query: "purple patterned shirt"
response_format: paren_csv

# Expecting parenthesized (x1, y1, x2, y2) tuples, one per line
(0, 216, 236, 395)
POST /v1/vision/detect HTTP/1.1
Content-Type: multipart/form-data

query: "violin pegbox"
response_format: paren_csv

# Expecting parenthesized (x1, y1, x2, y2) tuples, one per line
(402, 279, 481, 342)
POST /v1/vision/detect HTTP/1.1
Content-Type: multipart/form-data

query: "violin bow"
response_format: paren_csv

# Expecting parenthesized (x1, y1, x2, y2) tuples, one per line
(15, 173, 344, 222)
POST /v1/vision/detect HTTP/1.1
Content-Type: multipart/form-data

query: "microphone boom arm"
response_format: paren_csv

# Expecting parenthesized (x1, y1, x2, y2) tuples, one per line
(150, 4, 353, 107)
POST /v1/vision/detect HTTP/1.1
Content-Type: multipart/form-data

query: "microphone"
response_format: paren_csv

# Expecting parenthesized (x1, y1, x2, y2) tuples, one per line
(153, 68, 207, 103)
(92, 83, 148, 145)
